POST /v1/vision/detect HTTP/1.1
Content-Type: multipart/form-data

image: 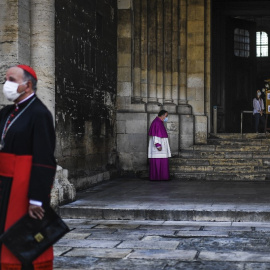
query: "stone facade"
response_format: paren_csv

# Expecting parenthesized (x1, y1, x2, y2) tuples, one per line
(116, 0, 211, 172)
(0, 0, 212, 202)
(55, 0, 118, 190)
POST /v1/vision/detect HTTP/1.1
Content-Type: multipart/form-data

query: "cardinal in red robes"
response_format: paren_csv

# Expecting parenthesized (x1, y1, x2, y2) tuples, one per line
(0, 65, 56, 270)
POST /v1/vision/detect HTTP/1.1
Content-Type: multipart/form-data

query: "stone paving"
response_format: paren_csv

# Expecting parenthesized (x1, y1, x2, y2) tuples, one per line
(54, 219, 270, 270)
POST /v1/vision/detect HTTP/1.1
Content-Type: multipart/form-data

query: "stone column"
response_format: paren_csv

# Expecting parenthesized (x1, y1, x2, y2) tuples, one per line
(147, 0, 157, 103)
(171, 0, 179, 104)
(156, 0, 164, 104)
(177, 0, 191, 115)
(163, 0, 172, 104)
(0, 0, 31, 105)
(30, 0, 55, 117)
(133, 0, 142, 103)
(205, 0, 211, 133)
(163, 0, 176, 113)
(187, 0, 207, 144)
(140, 0, 148, 103)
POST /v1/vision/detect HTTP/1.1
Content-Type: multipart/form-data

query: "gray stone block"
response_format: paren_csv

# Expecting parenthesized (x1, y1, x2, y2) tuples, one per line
(116, 120, 126, 134)
(64, 247, 132, 258)
(126, 119, 147, 134)
(117, 133, 147, 153)
(129, 249, 197, 260)
(117, 240, 180, 250)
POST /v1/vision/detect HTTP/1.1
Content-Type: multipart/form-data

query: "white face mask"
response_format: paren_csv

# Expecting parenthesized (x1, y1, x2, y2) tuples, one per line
(164, 117, 168, 122)
(3, 81, 26, 101)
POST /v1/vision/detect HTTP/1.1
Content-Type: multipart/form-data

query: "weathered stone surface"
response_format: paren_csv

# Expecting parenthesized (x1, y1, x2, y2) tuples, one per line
(54, 216, 270, 269)
(55, 0, 117, 191)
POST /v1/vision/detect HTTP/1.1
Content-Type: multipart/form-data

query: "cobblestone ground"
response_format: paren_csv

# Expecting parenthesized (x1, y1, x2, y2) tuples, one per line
(54, 219, 270, 270)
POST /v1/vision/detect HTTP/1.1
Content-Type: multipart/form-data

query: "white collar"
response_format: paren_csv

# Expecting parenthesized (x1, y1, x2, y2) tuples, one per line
(17, 93, 35, 105)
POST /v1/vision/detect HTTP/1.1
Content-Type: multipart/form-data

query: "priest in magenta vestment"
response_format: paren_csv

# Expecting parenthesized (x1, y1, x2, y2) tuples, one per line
(148, 110, 171, 180)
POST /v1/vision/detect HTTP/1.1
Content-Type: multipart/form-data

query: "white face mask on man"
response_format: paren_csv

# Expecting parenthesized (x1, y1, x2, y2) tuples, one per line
(3, 81, 26, 101)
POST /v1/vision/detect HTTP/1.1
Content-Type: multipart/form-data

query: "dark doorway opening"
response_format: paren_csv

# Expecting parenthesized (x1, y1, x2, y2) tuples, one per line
(211, 0, 270, 133)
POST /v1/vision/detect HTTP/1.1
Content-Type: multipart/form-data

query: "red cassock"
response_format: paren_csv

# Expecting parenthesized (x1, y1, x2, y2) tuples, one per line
(0, 153, 53, 270)
(0, 95, 56, 270)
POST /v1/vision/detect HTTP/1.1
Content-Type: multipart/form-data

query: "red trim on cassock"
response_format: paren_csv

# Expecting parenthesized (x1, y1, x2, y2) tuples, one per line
(32, 163, 56, 170)
(0, 153, 53, 270)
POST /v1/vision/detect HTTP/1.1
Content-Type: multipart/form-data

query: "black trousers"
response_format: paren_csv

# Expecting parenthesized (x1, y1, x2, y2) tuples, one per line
(254, 113, 266, 132)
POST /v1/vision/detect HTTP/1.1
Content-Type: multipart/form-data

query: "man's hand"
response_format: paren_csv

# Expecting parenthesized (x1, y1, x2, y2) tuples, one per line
(29, 204, 45, 220)
(157, 146, 162, 151)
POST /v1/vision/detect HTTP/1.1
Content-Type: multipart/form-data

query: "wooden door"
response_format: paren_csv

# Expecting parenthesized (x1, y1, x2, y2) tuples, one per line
(224, 18, 256, 132)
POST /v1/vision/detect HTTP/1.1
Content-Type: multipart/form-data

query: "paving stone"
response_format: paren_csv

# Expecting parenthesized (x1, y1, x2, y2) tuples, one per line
(128, 249, 196, 260)
(86, 232, 142, 241)
(87, 220, 165, 226)
(163, 221, 232, 227)
(64, 247, 132, 258)
(55, 239, 121, 248)
(203, 226, 252, 232)
(54, 246, 73, 256)
(165, 261, 245, 270)
(88, 258, 168, 270)
(63, 232, 91, 240)
(176, 230, 229, 237)
(117, 240, 180, 250)
(199, 251, 270, 262)
(53, 256, 98, 269)
(118, 229, 177, 237)
(94, 224, 140, 229)
(138, 225, 201, 231)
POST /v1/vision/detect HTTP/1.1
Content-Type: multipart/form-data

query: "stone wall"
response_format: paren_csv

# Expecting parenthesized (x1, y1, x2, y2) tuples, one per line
(55, 0, 118, 190)
(116, 0, 210, 173)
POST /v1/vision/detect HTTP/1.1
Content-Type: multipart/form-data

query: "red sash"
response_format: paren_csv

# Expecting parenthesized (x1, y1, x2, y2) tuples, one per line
(0, 153, 53, 270)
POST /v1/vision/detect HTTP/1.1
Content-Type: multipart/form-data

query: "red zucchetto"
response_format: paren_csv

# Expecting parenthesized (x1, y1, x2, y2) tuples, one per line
(17, 65, 38, 81)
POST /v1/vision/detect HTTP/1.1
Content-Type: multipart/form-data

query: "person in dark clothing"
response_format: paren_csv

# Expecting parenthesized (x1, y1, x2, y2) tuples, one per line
(253, 89, 266, 133)
(0, 65, 56, 270)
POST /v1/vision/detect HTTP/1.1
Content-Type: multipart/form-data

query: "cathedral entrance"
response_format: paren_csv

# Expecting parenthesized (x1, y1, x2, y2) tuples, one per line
(211, 0, 270, 133)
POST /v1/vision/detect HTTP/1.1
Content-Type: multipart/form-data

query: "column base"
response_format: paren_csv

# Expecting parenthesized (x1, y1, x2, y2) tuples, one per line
(163, 103, 177, 113)
(146, 102, 161, 113)
(177, 104, 192, 115)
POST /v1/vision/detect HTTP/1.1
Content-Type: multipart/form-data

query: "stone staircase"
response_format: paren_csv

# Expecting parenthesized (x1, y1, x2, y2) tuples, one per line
(171, 133, 270, 181)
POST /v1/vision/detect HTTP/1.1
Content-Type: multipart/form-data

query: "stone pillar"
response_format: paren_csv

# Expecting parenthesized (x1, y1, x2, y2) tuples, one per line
(205, 0, 211, 133)
(171, 0, 179, 104)
(186, 0, 207, 144)
(163, 0, 176, 113)
(141, 0, 148, 103)
(0, 0, 31, 105)
(133, 0, 142, 103)
(163, 0, 172, 104)
(117, 0, 133, 111)
(30, 0, 55, 117)
(147, 0, 157, 103)
(177, 0, 192, 115)
(156, 0, 164, 104)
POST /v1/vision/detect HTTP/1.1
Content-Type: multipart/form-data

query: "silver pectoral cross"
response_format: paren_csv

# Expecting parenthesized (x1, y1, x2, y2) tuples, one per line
(0, 140, 4, 150)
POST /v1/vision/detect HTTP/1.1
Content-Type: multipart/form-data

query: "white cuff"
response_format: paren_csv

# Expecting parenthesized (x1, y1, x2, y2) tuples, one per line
(29, 199, 42, 206)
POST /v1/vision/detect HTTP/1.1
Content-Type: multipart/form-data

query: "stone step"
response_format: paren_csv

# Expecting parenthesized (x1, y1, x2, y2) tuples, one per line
(188, 145, 269, 152)
(208, 133, 269, 140)
(207, 138, 270, 146)
(179, 150, 270, 159)
(172, 172, 267, 181)
(170, 165, 257, 173)
(59, 179, 270, 222)
(170, 158, 263, 166)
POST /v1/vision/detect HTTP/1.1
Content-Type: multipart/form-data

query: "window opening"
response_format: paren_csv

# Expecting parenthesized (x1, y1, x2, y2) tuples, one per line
(234, 28, 250, 58)
(256, 31, 268, 57)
